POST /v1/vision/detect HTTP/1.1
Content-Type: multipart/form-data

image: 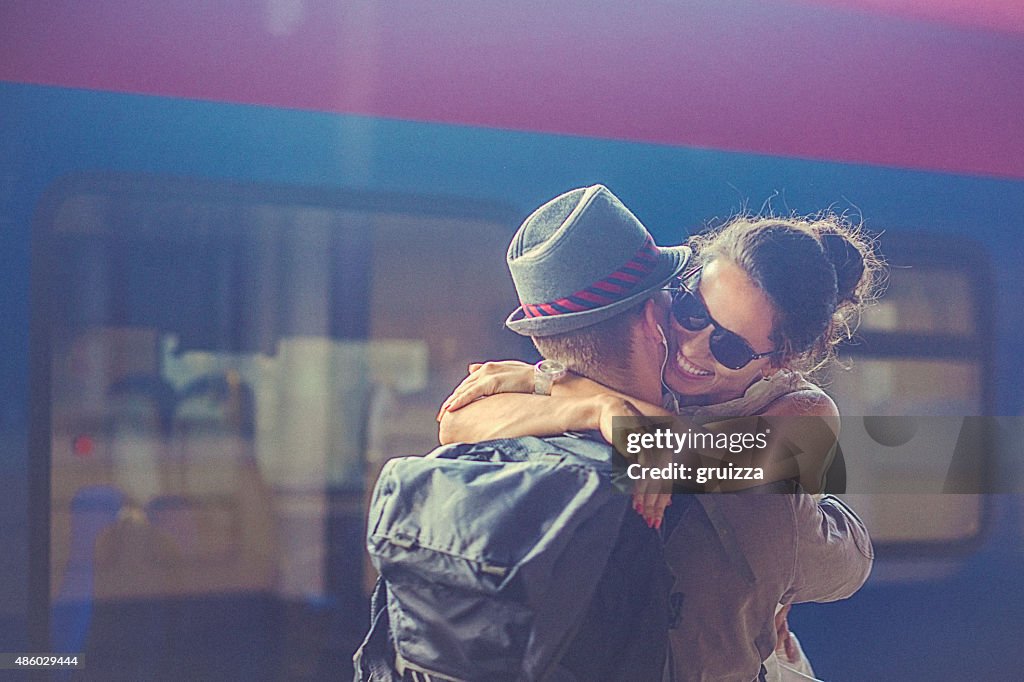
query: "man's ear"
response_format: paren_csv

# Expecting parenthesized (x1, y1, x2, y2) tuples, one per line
(640, 295, 669, 343)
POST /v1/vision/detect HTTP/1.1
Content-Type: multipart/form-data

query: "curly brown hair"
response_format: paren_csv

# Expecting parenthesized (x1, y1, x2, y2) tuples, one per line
(687, 212, 885, 374)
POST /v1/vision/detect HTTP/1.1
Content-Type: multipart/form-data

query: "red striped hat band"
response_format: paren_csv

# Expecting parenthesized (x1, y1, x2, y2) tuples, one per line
(521, 235, 660, 318)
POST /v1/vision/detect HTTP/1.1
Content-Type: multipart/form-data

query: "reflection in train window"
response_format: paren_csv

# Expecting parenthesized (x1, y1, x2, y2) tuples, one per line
(45, 181, 521, 657)
(827, 236, 992, 551)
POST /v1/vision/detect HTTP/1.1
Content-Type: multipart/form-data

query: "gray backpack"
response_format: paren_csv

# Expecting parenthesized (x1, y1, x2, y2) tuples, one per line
(354, 434, 669, 682)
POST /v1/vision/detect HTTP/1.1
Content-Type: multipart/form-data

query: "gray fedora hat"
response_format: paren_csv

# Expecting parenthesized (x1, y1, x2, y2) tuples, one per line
(505, 184, 690, 337)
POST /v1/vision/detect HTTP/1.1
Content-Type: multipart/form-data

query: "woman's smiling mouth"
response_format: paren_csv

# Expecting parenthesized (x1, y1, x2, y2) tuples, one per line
(675, 351, 713, 378)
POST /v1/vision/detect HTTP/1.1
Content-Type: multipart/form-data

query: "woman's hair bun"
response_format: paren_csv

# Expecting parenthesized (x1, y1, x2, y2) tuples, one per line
(821, 232, 864, 303)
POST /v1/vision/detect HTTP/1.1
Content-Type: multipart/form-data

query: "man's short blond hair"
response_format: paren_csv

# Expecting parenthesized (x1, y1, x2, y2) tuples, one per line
(531, 300, 646, 387)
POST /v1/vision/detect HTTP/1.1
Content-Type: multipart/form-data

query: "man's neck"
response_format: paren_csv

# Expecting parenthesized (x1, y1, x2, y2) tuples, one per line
(575, 367, 661, 406)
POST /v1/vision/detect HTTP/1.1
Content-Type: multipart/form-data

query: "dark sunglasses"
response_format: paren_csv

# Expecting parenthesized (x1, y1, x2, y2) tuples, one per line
(669, 268, 780, 370)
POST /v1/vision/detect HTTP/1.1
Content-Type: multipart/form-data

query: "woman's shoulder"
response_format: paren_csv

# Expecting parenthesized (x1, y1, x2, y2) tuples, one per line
(758, 381, 842, 450)
(758, 382, 839, 418)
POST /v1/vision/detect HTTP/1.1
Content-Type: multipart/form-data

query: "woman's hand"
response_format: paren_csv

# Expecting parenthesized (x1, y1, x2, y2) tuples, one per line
(594, 394, 672, 530)
(774, 603, 801, 664)
(437, 361, 536, 420)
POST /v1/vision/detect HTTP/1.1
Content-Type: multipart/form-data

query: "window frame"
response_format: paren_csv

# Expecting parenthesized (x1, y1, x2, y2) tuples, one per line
(833, 231, 996, 559)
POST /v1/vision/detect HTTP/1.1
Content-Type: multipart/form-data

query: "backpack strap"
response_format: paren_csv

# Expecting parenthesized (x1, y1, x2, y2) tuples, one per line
(394, 651, 463, 682)
(352, 577, 402, 681)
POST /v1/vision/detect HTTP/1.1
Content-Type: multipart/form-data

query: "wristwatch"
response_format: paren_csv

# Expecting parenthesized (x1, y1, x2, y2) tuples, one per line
(533, 359, 567, 396)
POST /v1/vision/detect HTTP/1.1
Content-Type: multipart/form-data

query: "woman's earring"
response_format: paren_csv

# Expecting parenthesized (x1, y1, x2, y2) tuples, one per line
(761, 370, 772, 382)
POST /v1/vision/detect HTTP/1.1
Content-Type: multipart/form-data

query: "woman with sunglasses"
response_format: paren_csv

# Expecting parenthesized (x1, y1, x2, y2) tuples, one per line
(437, 212, 882, 681)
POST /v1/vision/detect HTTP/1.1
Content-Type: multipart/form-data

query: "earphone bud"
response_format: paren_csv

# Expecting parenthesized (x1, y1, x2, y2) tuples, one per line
(655, 322, 679, 412)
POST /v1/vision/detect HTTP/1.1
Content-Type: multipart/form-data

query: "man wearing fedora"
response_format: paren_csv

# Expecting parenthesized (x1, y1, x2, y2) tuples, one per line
(356, 185, 686, 682)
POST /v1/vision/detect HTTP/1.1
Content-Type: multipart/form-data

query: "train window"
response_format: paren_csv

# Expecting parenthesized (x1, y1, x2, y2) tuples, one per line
(829, 358, 980, 416)
(860, 267, 974, 336)
(41, 178, 523, 658)
(827, 234, 993, 551)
